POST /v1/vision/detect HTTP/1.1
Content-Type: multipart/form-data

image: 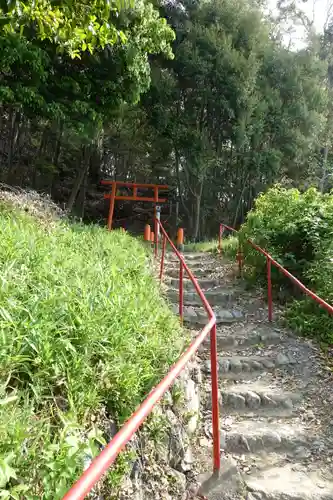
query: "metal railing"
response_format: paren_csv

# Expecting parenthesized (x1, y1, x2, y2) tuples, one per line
(63, 221, 220, 500)
(219, 222, 333, 321)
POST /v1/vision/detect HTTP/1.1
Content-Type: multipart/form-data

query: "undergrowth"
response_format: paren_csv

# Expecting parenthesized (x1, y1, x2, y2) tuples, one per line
(0, 203, 183, 498)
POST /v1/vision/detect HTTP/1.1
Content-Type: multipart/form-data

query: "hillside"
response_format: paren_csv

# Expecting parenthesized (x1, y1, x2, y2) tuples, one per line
(0, 195, 183, 499)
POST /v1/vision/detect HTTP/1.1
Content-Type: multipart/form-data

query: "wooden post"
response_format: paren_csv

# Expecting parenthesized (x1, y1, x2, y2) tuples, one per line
(107, 182, 117, 231)
(144, 224, 151, 241)
(154, 186, 159, 258)
(218, 224, 222, 253)
(267, 257, 273, 322)
(179, 261, 183, 322)
(177, 228, 184, 251)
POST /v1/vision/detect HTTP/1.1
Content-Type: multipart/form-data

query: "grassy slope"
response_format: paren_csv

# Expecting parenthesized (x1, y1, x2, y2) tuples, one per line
(0, 203, 183, 499)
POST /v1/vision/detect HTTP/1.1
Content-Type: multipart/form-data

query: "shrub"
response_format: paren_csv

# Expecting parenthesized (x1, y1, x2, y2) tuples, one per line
(0, 203, 183, 498)
(287, 240, 333, 343)
(240, 185, 333, 342)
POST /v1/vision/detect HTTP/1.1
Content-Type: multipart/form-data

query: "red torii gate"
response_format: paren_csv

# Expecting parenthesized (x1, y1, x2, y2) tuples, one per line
(101, 180, 168, 239)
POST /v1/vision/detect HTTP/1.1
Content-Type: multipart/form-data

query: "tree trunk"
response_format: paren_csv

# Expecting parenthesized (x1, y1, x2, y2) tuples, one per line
(17, 115, 28, 157)
(233, 172, 249, 227)
(174, 200, 179, 239)
(53, 121, 63, 170)
(192, 194, 201, 241)
(175, 148, 190, 219)
(0, 106, 5, 159)
(67, 147, 90, 212)
(192, 182, 203, 241)
(319, 146, 329, 193)
(33, 129, 47, 188)
(6, 109, 20, 180)
(77, 167, 88, 220)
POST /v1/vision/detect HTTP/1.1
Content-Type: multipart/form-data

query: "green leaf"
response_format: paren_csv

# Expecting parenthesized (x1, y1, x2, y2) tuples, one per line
(0, 396, 18, 406)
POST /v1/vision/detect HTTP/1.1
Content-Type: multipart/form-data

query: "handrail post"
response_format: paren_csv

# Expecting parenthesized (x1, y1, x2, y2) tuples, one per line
(144, 224, 151, 242)
(179, 261, 184, 323)
(107, 181, 117, 231)
(237, 240, 243, 277)
(154, 190, 159, 259)
(218, 224, 222, 253)
(210, 322, 220, 472)
(154, 230, 158, 259)
(159, 234, 167, 283)
(177, 228, 184, 251)
(267, 257, 273, 322)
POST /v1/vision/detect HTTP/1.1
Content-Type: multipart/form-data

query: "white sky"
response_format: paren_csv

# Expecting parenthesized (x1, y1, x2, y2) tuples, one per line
(267, 0, 333, 47)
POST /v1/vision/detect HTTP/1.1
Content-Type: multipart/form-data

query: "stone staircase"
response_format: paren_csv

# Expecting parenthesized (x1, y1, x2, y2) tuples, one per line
(163, 251, 333, 500)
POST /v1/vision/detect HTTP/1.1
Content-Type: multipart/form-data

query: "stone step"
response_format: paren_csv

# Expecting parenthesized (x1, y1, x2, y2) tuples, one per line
(220, 419, 314, 456)
(167, 267, 215, 278)
(217, 353, 297, 378)
(245, 464, 333, 500)
(165, 258, 216, 269)
(167, 277, 220, 290)
(216, 327, 284, 350)
(220, 382, 302, 414)
(166, 286, 242, 307)
(196, 456, 244, 500)
(165, 252, 209, 262)
(197, 458, 333, 500)
(170, 305, 244, 325)
(199, 328, 284, 355)
(203, 353, 298, 379)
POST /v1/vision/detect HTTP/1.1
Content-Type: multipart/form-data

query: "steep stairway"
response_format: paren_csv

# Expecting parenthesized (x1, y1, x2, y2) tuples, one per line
(163, 251, 333, 500)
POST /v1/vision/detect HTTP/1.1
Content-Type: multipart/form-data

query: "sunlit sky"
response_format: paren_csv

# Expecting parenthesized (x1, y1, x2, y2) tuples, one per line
(267, 0, 333, 47)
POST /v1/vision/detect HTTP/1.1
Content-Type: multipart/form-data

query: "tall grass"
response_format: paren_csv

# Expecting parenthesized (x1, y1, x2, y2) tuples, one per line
(0, 203, 183, 498)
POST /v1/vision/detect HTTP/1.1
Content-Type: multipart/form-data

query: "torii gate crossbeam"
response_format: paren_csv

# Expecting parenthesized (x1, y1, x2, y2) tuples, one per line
(101, 181, 168, 238)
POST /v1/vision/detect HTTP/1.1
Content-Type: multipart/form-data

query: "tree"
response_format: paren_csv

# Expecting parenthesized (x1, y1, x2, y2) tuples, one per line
(141, 0, 327, 238)
(0, 0, 175, 210)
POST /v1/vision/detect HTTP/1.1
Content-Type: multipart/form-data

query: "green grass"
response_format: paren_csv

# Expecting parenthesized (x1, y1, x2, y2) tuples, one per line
(0, 203, 184, 499)
(185, 236, 239, 258)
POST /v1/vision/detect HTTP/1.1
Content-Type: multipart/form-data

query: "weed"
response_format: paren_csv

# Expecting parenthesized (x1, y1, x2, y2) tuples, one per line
(170, 384, 184, 407)
(145, 413, 170, 443)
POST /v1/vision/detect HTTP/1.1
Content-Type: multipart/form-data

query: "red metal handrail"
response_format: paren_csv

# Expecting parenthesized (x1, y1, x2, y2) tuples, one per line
(63, 222, 220, 500)
(219, 222, 333, 320)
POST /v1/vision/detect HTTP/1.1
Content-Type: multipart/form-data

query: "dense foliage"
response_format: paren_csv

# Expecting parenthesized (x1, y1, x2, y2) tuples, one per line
(142, 0, 327, 239)
(0, 0, 175, 58)
(0, 204, 183, 498)
(240, 186, 333, 342)
(0, 0, 175, 222)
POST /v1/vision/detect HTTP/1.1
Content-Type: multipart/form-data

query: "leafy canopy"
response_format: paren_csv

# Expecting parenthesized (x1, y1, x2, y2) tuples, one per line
(0, 0, 175, 58)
